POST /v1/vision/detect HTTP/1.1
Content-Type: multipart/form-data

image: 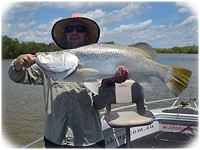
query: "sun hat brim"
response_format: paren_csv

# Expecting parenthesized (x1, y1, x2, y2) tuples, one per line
(51, 17, 100, 49)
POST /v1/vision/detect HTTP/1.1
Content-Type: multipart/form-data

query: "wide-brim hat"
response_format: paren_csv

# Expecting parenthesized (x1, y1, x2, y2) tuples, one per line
(51, 13, 100, 49)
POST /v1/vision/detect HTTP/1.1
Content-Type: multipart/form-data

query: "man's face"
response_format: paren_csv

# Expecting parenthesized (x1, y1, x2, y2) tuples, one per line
(65, 20, 88, 49)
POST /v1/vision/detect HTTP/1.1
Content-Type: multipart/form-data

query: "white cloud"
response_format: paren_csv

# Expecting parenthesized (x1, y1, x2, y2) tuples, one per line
(176, 15, 198, 27)
(2, 2, 198, 48)
(85, 3, 151, 28)
(177, 8, 188, 14)
(99, 19, 153, 45)
(26, 12, 35, 20)
(2, 14, 14, 21)
(38, 17, 63, 32)
(10, 2, 41, 14)
(83, 9, 106, 22)
(2, 15, 63, 44)
(19, 21, 37, 29)
(99, 15, 198, 48)
(175, 2, 198, 15)
(137, 19, 153, 29)
(53, 2, 84, 11)
(35, 17, 63, 43)
(2, 20, 38, 43)
(18, 12, 35, 21)
(41, 2, 151, 28)
(42, 2, 128, 11)
(175, 2, 187, 8)
(2, 21, 37, 35)
(113, 19, 152, 32)
(15, 30, 36, 41)
(99, 3, 140, 27)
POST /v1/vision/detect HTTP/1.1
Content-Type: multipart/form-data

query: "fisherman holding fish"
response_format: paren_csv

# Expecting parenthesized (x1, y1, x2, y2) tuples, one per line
(9, 13, 129, 148)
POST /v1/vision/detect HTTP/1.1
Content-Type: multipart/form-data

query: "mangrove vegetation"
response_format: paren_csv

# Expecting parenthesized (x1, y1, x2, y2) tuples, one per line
(2, 35, 198, 59)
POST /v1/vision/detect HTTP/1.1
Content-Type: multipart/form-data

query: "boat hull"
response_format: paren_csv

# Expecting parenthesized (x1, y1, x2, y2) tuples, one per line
(102, 106, 198, 148)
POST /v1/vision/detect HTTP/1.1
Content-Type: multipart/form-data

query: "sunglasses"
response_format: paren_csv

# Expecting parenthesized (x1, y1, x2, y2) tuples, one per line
(64, 25, 87, 33)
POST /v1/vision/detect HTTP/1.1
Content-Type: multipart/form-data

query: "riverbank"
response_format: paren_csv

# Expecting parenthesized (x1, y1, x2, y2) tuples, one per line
(128, 42, 198, 54)
(154, 46, 198, 54)
(2, 35, 198, 59)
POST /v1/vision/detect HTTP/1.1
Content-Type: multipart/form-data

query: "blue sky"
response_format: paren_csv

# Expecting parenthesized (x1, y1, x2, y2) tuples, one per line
(1, 1, 198, 48)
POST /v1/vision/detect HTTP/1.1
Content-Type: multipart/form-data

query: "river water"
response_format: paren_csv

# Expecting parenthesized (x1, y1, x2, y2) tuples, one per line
(2, 54, 198, 147)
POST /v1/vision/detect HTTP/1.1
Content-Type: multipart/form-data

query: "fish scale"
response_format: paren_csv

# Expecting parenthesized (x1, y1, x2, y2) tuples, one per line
(34, 42, 192, 96)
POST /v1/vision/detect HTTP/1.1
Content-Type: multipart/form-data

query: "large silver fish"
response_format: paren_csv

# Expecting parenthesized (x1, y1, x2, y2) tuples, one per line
(34, 42, 192, 96)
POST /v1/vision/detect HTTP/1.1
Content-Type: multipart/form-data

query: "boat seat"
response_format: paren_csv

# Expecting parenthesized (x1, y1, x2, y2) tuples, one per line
(105, 110, 154, 128)
(105, 80, 155, 148)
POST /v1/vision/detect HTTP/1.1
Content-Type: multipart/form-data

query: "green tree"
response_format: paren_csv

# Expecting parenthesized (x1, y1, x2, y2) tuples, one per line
(2, 35, 198, 59)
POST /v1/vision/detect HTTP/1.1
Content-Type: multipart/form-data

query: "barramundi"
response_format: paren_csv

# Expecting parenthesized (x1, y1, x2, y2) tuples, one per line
(34, 42, 192, 96)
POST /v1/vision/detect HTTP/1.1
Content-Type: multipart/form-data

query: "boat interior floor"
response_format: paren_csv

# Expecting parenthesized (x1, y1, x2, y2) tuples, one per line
(117, 131, 197, 148)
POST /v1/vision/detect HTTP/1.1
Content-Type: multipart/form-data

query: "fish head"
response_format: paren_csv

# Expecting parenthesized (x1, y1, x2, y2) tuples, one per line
(34, 51, 80, 80)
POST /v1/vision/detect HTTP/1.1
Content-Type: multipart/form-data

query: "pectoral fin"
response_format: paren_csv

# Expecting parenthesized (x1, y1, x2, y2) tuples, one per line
(84, 80, 99, 95)
(79, 68, 99, 76)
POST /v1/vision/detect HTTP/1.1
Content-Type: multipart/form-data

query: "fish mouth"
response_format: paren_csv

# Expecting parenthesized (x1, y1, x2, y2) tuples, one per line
(36, 52, 50, 61)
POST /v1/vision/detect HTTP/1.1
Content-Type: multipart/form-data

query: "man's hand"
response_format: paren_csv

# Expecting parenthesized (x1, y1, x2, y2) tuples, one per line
(14, 54, 36, 71)
(103, 66, 129, 86)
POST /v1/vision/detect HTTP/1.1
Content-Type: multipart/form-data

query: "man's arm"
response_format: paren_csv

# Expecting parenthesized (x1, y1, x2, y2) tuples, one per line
(8, 54, 44, 85)
(14, 54, 35, 71)
(93, 66, 129, 110)
(103, 66, 129, 85)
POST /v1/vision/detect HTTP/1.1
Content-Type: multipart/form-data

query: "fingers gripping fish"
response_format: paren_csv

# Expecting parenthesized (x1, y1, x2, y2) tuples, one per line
(34, 42, 192, 96)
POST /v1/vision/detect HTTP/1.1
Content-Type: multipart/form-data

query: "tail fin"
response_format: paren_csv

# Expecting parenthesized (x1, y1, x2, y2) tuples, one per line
(165, 66, 192, 96)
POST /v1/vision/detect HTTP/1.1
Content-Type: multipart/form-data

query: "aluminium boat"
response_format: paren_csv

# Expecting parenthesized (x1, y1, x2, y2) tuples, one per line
(23, 80, 198, 148)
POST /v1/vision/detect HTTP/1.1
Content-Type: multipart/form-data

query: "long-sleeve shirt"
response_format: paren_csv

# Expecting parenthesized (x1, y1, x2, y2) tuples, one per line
(8, 60, 116, 146)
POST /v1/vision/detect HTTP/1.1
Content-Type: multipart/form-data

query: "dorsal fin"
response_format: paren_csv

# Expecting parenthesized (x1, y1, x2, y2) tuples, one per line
(129, 42, 157, 60)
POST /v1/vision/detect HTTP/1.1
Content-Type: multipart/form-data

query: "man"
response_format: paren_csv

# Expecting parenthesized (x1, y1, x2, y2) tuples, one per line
(9, 13, 129, 148)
